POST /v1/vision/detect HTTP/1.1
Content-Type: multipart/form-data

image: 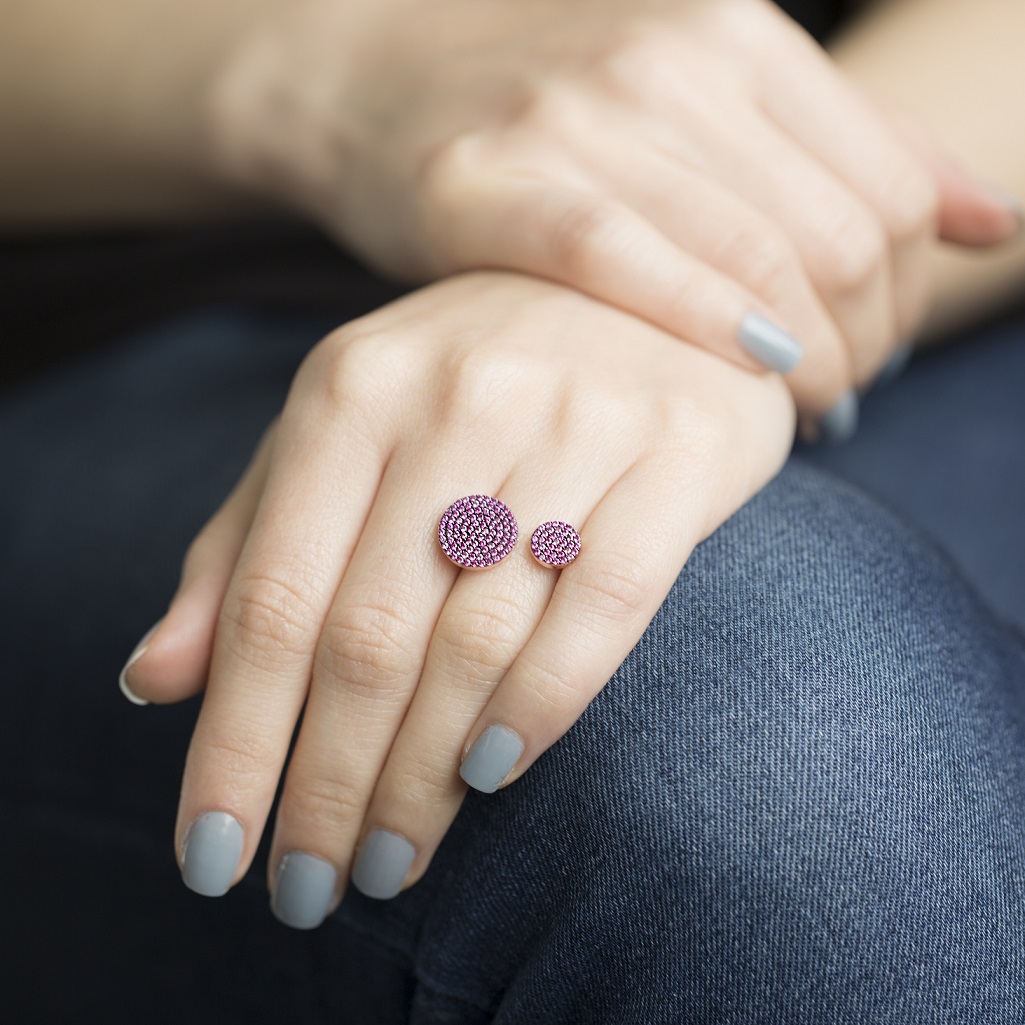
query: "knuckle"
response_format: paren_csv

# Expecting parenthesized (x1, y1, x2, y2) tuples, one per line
(432, 597, 522, 678)
(517, 653, 579, 712)
(389, 758, 455, 807)
(548, 198, 629, 279)
(317, 600, 419, 699)
(879, 162, 939, 242)
(599, 21, 671, 94)
(416, 132, 486, 230)
(299, 327, 412, 430)
(285, 770, 365, 832)
(815, 209, 888, 294)
(220, 571, 321, 670)
(437, 343, 532, 430)
(712, 221, 800, 299)
(516, 82, 586, 135)
(665, 396, 733, 466)
(195, 722, 278, 794)
(568, 547, 652, 626)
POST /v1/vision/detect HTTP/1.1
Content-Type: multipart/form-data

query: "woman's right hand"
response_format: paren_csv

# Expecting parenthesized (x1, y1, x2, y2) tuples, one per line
(120, 271, 793, 925)
(207, 0, 1020, 437)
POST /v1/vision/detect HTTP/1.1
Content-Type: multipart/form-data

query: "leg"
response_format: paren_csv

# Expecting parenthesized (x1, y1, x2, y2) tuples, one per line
(343, 458, 1025, 1024)
(803, 306, 1025, 632)
(4, 311, 1025, 1024)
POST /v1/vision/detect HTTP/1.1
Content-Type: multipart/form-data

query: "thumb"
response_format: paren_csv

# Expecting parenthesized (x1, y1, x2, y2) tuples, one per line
(118, 422, 275, 706)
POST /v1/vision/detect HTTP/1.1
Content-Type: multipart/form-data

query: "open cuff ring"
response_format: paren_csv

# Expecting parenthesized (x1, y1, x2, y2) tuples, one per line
(438, 496, 581, 569)
(529, 520, 581, 566)
(438, 495, 518, 569)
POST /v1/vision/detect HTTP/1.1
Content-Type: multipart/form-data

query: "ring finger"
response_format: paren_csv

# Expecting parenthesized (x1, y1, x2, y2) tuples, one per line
(330, 455, 617, 905)
(264, 440, 532, 925)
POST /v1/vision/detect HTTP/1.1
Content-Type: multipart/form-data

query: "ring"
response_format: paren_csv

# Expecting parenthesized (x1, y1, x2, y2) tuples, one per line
(530, 520, 581, 567)
(438, 494, 518, 570)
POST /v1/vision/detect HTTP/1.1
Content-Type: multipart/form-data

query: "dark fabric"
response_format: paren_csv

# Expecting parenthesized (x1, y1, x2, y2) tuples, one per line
(2, 300, 1024, 1023)
(0, 221, 401, 389)
(0, 0, 860, 390)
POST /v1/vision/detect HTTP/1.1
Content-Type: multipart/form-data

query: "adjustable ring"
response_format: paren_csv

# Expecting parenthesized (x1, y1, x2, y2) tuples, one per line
(530, 520, 581, 567)
(438, 494, 518, 570)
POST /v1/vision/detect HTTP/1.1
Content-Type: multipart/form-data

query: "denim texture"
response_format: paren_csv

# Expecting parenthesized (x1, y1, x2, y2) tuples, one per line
(2, 306, 1024, 1023)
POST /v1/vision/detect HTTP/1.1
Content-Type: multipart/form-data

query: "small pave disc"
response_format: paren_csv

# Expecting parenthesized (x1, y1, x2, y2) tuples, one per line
(438, 495, 518, 570)
(530, 521, 581, 567)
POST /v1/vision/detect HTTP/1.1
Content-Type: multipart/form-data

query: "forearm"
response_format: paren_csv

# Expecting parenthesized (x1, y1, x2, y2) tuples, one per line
(830, 0, 1025, 338)
(0, 0, 285, 223)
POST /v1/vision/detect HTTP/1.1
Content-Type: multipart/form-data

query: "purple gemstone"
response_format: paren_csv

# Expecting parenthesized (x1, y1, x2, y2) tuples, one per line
(530, 521, 581, 567)
(438, 495, 518, 570)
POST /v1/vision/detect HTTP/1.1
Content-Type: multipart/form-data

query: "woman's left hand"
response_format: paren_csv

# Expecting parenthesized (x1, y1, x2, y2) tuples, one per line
(121, 272, 794, 925)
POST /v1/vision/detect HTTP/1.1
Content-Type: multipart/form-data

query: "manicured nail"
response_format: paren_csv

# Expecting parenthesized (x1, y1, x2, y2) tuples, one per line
(271, 852, 337, 929)
(459, 725, 524, 794)
(117, 620, 162, 706)
(982, 181, 1024, 237)
(820, 389, 859, 445)
(876, 343, 913, 388)
(350, 829, 415, 900)
(181, 811, 244, 897)
(737, 313, 804, 374)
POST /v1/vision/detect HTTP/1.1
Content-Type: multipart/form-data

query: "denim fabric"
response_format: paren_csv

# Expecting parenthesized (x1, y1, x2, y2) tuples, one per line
(2, 307, 1024, 1024)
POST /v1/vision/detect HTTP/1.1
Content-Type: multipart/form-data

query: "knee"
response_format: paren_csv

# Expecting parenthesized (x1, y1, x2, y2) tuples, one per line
(400, 463, 1025, 1021)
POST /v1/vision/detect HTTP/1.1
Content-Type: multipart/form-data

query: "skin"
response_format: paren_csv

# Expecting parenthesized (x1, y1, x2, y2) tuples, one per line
(0, 1, 1019, 415)
(136, 271, 796, 905)
(829, 0, 1025, 335)
(2, 0, 1022, 918)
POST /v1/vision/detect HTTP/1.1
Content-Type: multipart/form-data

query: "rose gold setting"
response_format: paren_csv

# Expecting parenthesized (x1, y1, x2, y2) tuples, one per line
(530, 520, 581, 567)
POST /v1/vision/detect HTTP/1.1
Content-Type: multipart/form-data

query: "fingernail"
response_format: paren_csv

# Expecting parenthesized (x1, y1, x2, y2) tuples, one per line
(271, 852, 337, 929)
(982, 181, 1024, 236)
(181, 811, 244, 897)
(737, 313, 804, 374)
(351, 829, 416, 900)
(971, 179, 1020, 238)
(820, 389, 859, 445)
(1006, 204, 1024, 239)
(459, 724, 524, 794)
(117, 620, 162, 706)
(875, 343, 913, 388)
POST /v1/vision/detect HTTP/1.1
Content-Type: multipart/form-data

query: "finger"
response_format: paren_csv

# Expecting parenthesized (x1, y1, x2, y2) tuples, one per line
(266, 440, 517, 924)
(889, 113, 1024, 248)
(586, 143, 854, 416)
(686, 105, 897, 387)
(429, 171, 807, 379)
(340, 352, 787, 906)
(457, 455, 708, 795)
(756, 36, 939, 344)
(119, 420, 276, 706)
(174, 364, 389, 896)
(335, 431, 635, 903)
(459, 365, 792, 793)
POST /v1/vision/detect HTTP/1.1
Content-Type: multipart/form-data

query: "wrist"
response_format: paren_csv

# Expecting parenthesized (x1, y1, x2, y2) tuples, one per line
(0, 0, 290, 224)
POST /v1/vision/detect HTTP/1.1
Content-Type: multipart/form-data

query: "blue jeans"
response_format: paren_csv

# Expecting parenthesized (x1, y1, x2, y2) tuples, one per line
(2, 304, 1024, 1023)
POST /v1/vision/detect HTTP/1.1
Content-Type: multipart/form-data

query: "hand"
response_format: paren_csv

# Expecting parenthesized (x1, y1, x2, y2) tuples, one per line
(208, 0, 1020, 434)
(120, 272, 793, 925)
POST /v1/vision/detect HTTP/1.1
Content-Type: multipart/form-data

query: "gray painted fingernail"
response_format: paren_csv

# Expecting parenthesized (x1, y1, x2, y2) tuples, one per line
(460, 725, 524, 794)
(737, 313, 804, 374)
(820, 389, 859, 445)
(181, 811, 244, 897)
(118, 620, 162, 706)
(271, 852, 337, 929)
(875, 343, 913, 388)
(351, 830, 416, 900)
(982, 182, 1024, 235)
